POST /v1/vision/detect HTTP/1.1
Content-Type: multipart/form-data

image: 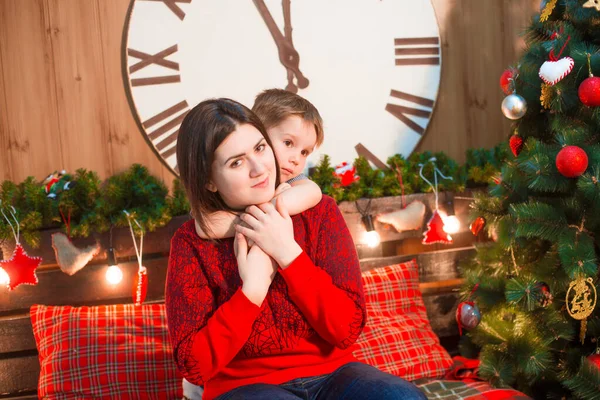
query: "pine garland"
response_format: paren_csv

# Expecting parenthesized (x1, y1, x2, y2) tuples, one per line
(0, 147, 504, 248)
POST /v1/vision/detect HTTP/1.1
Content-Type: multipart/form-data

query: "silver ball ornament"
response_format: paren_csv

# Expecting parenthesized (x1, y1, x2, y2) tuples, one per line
(501, 94, 527, 120)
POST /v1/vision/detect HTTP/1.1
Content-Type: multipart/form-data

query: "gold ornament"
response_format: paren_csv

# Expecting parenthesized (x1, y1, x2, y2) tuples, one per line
(566, 276, 597, 344)
(583, 0, 600, 12)
(540, 83, 552, 109)
(540, 0, 557, 22)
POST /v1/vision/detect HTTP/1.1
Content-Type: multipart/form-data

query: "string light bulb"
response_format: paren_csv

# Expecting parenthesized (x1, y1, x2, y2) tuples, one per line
(443, 192, 461, 234)
(362, 214, 381, 248)
(105, 226, 122, 284)
(0, 268, 9, 286)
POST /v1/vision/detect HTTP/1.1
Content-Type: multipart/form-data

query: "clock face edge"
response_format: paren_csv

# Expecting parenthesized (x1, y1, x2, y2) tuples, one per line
(122, 0, 181, 178)
(123, 0, 443, 177)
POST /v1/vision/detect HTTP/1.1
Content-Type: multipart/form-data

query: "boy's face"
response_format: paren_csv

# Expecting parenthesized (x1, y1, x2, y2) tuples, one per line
(267, 115, 317, 182)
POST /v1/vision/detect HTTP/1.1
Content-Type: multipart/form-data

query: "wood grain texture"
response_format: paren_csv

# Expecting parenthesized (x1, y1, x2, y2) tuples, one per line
(416, 0, 540, 161)
(0, 0, 62, 183)
(0, 1, 539, 183)
(0, 315, 35, 353)
(46, 0, 115, 178)
(0, 355, 39, 397)
(96, 0, 173, 182)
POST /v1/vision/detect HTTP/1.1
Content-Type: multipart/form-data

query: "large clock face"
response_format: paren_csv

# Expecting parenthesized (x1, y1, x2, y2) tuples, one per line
(124, 0, 441, 175)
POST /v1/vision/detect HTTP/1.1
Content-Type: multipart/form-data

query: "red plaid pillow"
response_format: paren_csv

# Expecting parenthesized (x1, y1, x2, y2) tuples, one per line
(30, 303, 182, 399)
(353, 259, 453, 381)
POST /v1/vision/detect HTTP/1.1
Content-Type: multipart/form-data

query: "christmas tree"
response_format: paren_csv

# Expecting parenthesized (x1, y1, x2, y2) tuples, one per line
(462, 1, 600, 398)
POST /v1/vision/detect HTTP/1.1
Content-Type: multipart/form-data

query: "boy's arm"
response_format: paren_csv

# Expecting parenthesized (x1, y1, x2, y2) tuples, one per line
(197, 179, 322, 239)
(272, 178, 322, 215)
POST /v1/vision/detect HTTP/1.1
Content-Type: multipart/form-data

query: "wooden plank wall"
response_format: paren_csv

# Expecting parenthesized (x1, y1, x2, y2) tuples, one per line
(0, 0, 540, 185)
(0, 193, 479, 398)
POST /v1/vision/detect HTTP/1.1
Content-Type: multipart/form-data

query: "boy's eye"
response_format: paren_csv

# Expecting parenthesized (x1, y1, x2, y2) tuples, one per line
(284, 140, 293, 147)
(301, 150, 309, 157)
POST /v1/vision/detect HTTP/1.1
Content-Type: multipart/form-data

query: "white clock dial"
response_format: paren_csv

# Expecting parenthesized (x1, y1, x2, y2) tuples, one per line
(125, 0, 441, 174)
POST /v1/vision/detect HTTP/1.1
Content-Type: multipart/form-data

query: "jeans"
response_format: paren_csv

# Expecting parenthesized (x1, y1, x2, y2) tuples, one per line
(215, 362, 428, 400)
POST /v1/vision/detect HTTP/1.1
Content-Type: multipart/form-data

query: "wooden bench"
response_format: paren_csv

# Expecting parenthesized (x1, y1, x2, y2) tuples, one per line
(0, 193, 475, 398)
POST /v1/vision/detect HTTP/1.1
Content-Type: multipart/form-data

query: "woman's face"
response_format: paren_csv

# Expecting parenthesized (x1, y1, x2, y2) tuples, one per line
(208, 123, 276, 210)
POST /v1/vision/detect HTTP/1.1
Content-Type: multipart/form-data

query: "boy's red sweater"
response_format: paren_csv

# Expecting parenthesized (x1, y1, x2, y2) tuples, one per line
(166, 196, 366, 400)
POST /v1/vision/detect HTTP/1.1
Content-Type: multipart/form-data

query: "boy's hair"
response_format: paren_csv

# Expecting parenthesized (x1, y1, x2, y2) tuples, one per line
(252, 89, 324, 147)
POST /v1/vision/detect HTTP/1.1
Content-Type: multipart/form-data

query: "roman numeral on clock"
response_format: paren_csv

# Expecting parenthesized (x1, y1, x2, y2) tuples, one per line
(127, 45, 180, 87)
(386, 90, 434, 135)
(394, 37, 440, 66)
(139, 0, 191, 21)
(142, 100, 189, 166)
(355, 143, 388, 170)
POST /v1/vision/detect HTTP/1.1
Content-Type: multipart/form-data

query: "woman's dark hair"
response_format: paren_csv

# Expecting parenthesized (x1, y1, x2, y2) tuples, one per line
(176, 98, 280, 238)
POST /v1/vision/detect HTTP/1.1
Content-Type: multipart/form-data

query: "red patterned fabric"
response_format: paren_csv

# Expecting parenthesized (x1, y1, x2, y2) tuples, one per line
(353, 259, 453, 381)
(30, 303, 183, 399)
(166, 195, 366, 400)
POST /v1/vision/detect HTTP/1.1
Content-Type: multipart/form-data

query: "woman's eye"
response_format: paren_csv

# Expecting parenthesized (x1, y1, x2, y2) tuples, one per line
(256, 144, 266, 152)
(230, 159, 242, 168)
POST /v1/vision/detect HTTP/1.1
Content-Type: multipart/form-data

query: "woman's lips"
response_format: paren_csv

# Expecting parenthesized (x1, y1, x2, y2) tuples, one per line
(252, 176, 269, 188)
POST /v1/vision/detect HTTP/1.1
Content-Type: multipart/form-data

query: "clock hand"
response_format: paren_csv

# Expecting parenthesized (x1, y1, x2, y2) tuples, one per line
(282, 0, 309, 90)
(252, 0, 309, 90)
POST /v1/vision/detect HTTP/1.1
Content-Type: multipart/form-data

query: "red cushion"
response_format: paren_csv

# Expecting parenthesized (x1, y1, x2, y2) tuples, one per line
(30, 303, 182, 399)
(353, 259, 453, 381)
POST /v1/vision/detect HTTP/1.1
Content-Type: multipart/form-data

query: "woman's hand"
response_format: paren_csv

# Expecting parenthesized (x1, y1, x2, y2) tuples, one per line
(236, 196, 302, 269)
(234, 231, 276, 306)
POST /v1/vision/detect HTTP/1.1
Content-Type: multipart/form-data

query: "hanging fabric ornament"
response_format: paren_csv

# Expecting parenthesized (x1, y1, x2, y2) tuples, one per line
(419, 158, 453, 245)
(509, 133, 524, 157)
(333, 162, 360, 187)
(540, 83, 553, 109)
(376, 166, 426, 232)
(566, 275, 597, 344)
(579, 54, 600, 107)
(556, 145, 588, 178)
(0, 204, 42, 290)
(583, 0, 600, 11)
(124, 211, 147, 306)
(456, 284, 481, 335)
(540, 0, 557, 21)
(501, 94, 527, 120)
(470, 216, 486, 236)
(376, 201, 426, 233)
(539, 33, 573, 86)
(51, 233, 100, 276)
(51, 207, 99, 275)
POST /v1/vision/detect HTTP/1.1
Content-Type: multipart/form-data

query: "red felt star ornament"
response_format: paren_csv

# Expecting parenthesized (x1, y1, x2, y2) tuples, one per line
(1, 243, 42, 290)
(422, 210, 453, 245)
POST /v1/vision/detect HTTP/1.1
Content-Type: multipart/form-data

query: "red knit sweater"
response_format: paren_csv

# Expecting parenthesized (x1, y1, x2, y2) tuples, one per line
(165, 196, 366, 400)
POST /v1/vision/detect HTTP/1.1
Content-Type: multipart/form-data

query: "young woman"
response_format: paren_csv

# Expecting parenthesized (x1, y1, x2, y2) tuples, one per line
(166, 98, 427, 400)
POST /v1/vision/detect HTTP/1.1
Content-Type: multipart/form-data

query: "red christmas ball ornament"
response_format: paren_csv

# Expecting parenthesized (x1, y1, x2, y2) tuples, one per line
(470, 216, 486, 236)
(556, 146, 588, 178)
(578, 76, 600, 107)
(509, 135, 524, 157)
(500, 68, 516, 95)
(587, 353, 600, 370)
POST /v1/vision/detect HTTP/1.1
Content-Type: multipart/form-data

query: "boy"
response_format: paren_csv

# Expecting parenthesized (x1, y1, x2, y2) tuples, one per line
(194, 89, 324, 239)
